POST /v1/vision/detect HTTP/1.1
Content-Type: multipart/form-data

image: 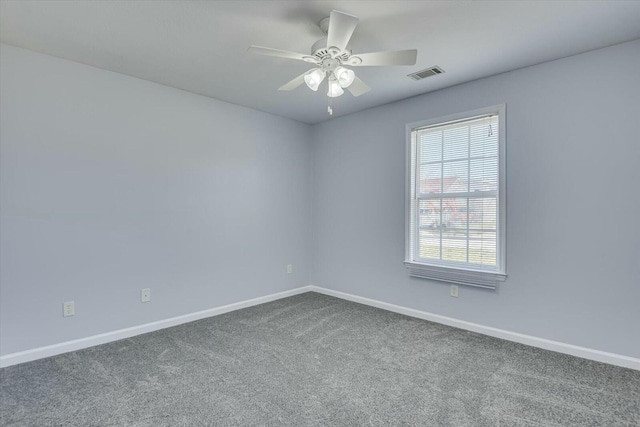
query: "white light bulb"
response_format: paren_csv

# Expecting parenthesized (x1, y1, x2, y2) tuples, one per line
(334, 66, 355, 88)
(327, 78, 344, 97)
(304, 68, 325, 91)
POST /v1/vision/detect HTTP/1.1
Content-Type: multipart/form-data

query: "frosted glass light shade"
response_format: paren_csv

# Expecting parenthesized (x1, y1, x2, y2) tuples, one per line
(304, 69, 325, 91)
(327, 78, 344, 97)
(334, 66, 355, 88)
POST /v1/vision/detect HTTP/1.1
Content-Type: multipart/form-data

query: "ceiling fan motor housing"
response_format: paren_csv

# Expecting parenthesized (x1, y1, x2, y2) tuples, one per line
(311, 38, 351, 63)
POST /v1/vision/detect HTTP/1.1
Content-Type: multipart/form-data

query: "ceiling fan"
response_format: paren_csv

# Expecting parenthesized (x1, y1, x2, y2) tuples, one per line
(248, 10, 417, 112)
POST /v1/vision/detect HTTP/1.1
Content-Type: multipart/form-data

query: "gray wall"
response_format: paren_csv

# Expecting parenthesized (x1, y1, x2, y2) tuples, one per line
(0, 45, 312, 355)
(311, 40, 640, 358)
(2, 40, 639, 360)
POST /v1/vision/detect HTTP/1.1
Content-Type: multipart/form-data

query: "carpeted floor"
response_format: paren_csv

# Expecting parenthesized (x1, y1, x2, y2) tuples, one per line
(1, 292, 639, 426)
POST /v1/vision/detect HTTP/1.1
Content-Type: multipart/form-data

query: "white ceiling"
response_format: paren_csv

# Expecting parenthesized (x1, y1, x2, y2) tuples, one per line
(2, 1, 640, 124)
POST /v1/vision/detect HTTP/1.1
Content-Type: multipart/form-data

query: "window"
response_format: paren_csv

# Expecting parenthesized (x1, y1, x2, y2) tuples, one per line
(405, 105, 506, 288)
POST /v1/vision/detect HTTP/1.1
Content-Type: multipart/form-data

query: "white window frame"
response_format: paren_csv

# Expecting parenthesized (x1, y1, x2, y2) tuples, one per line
(405, 104, 507, 289)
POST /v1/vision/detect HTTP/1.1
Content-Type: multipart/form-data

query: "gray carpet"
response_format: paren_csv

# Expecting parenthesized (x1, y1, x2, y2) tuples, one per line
(1, 292, 639, 426)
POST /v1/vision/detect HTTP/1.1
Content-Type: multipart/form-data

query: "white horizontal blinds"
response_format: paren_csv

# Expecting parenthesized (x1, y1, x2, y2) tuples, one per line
(409, 132, 418, 261)
(413, 114, 499, 269)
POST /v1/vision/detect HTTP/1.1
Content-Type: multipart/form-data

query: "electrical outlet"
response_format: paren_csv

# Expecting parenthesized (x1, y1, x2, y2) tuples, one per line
(141, 288, 151, 303)
(450, 285, 459, 298)
(286, 264, 293, 274)
(63, 301, 75, 317)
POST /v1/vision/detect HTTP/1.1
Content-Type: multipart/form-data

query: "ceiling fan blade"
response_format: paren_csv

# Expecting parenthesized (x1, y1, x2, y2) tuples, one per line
(349, 49, 418, 67)
(278, 71, 309, 91)
(347, 76, 370, 97)
(248, 45, 315, 62)
(326, 10, 359, 53)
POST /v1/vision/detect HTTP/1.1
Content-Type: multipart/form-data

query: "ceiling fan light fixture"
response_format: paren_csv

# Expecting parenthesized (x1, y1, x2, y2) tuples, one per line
(304, 68, 325, 91)
(334, 66, 355, 88)
(249, 10, 416, 111)
(327, 77, 344, 97)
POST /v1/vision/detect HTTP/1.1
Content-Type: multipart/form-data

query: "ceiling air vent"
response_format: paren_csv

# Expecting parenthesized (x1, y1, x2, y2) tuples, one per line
(408, 66, 445, 80)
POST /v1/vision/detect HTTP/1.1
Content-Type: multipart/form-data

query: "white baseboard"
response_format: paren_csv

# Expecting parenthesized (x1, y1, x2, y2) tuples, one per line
(309, 286, 640, 371)
(0, 286, 313, 368)
(4, 285, 638, 371)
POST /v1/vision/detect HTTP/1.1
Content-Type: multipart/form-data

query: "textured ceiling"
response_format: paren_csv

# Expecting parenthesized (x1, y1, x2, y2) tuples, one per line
(2, 1, 640, 124)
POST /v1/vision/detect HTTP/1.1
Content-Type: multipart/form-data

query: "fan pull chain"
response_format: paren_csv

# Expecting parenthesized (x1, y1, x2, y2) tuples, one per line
(328, 97, 333, 115)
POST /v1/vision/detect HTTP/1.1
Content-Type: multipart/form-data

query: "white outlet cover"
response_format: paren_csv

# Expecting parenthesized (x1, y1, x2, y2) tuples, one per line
(141, 288, 151, 303)
(450, 285, 459, 298)
(63, 301, 75, 317)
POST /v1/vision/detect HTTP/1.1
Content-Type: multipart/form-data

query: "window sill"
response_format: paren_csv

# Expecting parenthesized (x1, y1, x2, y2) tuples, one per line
(404, 261, 506, 289)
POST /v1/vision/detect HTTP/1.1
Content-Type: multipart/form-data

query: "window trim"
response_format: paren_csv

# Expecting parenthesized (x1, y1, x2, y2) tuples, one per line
(405, 104, 507, 289)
